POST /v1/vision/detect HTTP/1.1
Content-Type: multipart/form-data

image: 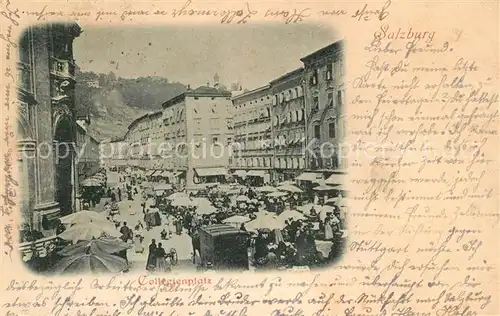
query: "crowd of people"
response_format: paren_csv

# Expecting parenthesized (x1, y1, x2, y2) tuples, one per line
(87, 169, 346, 272)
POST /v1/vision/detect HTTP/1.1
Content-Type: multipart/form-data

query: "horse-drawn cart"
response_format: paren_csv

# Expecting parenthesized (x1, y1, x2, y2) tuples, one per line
(198, 224, 250, 270)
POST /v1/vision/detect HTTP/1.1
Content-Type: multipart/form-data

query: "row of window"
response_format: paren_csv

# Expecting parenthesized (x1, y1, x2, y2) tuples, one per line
(234, 123, 271, 135)
(163, 107, 185, 125)
(232, 156, 306, 170)
(192, 103, 225, 117)
(272, 86, 304, 106)
(309, 155, 340, 170)
(273, 109, 306, 127)
(192, 118, 234, 131)
(233, 107, 272, 125)
(233, 157, 273, 168)
(233, 95, 272, 109)
(164, 129, 186, 139)
(274, 132, 306, 147)
(312, 90, 344, 112)
(309, 58, 345, 86)
(313, 121, 339, 140)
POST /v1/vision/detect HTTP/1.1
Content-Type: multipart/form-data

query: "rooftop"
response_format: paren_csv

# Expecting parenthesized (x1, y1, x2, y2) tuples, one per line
(269, 67, 304, 86)
(300, 40, 344, 64)
(162, 85, 232, 108)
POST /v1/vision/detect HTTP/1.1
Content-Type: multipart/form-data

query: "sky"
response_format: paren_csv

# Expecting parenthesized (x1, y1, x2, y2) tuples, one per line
(73, 24, 339, 91)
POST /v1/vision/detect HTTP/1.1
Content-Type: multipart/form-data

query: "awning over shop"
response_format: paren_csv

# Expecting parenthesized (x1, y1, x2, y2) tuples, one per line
(247, 170, 265, 177)
(297, 172, 323, 182)
(325, 173, 345, 185)
(233, 170, 247, 177)
(195, 167, 228, 177)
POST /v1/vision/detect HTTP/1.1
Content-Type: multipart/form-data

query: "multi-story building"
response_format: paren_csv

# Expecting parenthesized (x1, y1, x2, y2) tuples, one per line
(124, 110, 163, 170)
(148, 110, 163, 170)
(99, 136, 128, 169)
(16, 23, 81, 253)
(161, 85, 233, 188)
(300, 40, 345, 180)
(269, 68, 307, 182)
(76, 116, 101, 182)
(230, 85, 273, 185)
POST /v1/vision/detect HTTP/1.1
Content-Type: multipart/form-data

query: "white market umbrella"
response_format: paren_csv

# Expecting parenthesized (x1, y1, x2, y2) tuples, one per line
(192, 197, 212, 207)
(246, 214, 283, 230)
(267, 191, 288, 198)
(255, 186, 277, 193)
(154, 183, 173, 191)
(59, 211, 108, 225)
(313, 184, 338, 192)
(58, 223, 121, 244)
(196, 204, 218, 215)
(278, 180, 295, 186)
(166, 192, 189, 200)
(171, 197, 195, 207)
(278, 210, 305, 224)
(278, 184, 303, 193)
(236, 195, 250, 202)
(223, 215, 251, 225)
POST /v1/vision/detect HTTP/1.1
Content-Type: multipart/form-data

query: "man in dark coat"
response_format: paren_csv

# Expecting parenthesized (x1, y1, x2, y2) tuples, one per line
(117, 187, 122, 201)
(120, 222, 133, 242)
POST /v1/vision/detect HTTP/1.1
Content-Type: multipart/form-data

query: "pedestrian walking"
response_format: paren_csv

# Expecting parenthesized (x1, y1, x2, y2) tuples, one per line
(155, 243, 170, 273)
(146, 239, 157, 271)
(134, 234, 144, 254)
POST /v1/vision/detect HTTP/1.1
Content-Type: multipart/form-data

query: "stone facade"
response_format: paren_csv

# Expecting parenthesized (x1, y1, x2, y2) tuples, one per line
(231, 85, 273, 184)
(124, 111, 162, 169)
(76, 120, 101, 182)
(270, 68, 307, 182)
(300, 40, 345, 172)
(162, 86, 233, 188)
(17, 23, 81, 238)
(99, 136, 128, 168)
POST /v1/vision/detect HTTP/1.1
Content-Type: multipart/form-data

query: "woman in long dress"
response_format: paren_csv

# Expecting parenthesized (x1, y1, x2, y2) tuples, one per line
(324, 214, 334, 241)
(146, 239, 157, 271)
(164, 215, 172, 237)
(134, 223, 145, 254)
(155, 243, 170, 273)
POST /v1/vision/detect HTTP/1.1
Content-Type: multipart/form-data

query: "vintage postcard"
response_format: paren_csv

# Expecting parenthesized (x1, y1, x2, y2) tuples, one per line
(0, 0, 498, 315)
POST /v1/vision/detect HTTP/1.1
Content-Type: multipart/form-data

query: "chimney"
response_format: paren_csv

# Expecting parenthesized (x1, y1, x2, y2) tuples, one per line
(187, 84, 191, 90)
(206, 81, 210, 87)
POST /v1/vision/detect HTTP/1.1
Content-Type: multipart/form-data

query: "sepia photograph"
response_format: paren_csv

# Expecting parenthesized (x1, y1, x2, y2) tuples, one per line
(17, 23, 347, 275)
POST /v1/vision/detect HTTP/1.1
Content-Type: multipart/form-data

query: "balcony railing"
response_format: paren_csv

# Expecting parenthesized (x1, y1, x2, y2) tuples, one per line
(19, 234, 58, 259)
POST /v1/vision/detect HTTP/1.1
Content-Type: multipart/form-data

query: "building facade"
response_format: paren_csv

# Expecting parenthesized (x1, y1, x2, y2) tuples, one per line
(148, 111, 163, 170)
(300, 40, 345, 175)
(269, 68, 307, 182)
(124, 111, 163, 170)
(231, 85, 273, 185)
(16, 23, 81, 245)
(99, 136, 128, 169)
(76, 117, 101, 183)
(161, 85, 233, 188)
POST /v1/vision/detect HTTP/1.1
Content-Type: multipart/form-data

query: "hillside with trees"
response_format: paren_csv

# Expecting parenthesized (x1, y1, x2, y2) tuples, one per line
(75, 70, 187, 140)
